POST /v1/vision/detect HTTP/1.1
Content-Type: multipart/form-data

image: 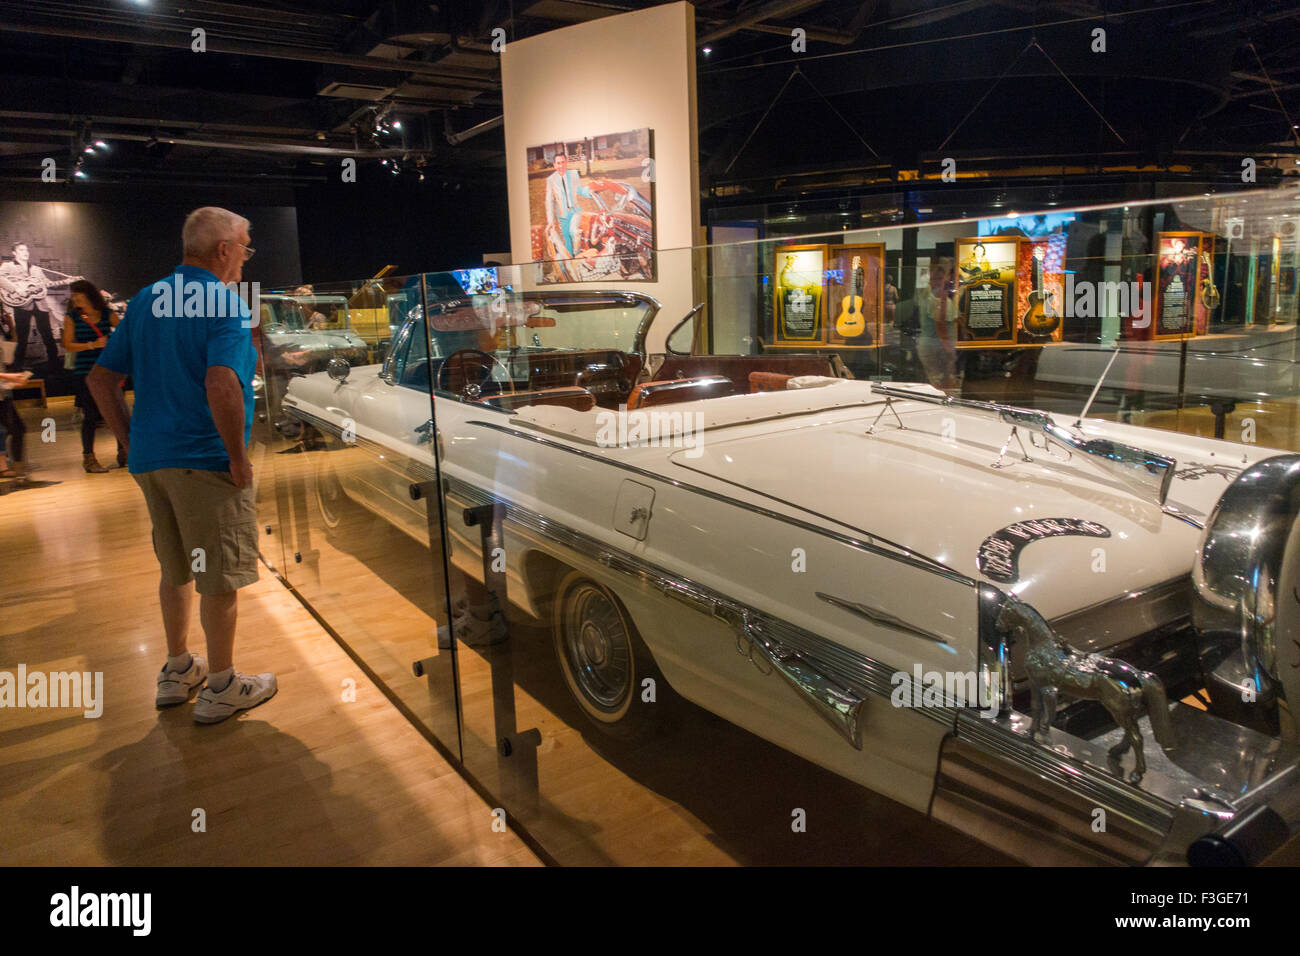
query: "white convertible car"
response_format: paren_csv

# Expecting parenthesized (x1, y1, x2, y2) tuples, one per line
(282, 290, 1300, 866)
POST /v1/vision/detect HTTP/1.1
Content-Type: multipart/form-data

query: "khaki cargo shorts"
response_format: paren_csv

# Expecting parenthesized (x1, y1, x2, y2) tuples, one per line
(134, 468, 259, 595)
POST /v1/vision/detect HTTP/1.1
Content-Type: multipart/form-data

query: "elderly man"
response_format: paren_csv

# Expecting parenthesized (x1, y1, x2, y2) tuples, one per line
(89, 207, 276, 724)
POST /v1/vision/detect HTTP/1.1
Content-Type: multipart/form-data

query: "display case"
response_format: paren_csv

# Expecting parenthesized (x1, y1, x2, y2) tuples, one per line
(254, 187, 1300, 867)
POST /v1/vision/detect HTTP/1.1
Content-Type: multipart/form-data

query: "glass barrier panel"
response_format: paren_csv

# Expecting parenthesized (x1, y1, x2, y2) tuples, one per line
(249, 316, 285, 578)
(259, 277, 461, 755)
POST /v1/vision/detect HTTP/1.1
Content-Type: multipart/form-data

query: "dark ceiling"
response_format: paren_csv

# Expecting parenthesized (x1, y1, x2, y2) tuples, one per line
(1, 0, 1297, 195)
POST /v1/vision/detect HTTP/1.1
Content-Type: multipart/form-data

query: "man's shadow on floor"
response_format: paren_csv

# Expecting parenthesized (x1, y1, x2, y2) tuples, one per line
(89, 706, 377, 865)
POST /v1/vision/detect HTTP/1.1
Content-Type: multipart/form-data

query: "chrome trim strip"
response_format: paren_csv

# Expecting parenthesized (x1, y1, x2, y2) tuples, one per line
(464, 418, 977, 587)
(1162, 504, 1205, 530)
(1049, 576, 1192, 652)
(816, 591, 955, 648)
(953, 711, 1177, 832)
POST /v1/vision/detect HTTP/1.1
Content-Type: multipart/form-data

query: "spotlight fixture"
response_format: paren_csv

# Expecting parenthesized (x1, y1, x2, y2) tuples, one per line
(94, 140, 107, 149)
(84, 146, 95, 154)
(702, 46, 712, 54)
(392, 120, 402, 131)
(74, 168, 87, 179)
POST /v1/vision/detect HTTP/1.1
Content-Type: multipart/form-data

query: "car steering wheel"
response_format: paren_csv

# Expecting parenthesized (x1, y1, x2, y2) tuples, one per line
(436, 348, 516, 401)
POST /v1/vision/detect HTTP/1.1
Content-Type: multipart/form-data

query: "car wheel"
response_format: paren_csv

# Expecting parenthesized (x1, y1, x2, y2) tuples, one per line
(312, 451, 351, 531)
(551, 571, 670, 739)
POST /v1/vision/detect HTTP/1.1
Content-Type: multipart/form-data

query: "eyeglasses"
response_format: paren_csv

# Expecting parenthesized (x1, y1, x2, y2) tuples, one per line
(223, 239, 256, 262)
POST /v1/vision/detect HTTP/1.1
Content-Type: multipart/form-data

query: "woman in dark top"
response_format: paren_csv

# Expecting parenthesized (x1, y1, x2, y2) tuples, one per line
(63, 280, 121, 473)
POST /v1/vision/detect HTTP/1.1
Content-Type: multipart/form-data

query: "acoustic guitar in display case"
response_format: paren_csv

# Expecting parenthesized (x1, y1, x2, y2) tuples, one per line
(834, 256, 870, 341)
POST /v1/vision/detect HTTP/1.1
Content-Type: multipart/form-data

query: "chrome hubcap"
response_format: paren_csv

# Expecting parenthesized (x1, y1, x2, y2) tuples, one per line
(561, 585, 631, 713)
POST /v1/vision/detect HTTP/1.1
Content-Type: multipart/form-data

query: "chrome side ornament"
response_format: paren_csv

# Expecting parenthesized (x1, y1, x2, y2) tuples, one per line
(732, 611, 866, 749)
(815, 591, 953, 648)
(1192, 454, 1300, 742)
(871, 385, 1176, 506)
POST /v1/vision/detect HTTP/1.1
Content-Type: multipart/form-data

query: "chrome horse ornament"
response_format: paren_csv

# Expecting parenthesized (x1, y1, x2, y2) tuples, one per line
(997, 599, 1177, 783)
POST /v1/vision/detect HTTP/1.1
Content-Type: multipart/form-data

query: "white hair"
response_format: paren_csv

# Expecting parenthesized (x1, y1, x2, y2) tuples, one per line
(182, 206, 250, 258)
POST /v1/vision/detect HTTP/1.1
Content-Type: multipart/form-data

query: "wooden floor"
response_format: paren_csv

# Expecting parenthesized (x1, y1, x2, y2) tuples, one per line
(0, 398, 540, 866)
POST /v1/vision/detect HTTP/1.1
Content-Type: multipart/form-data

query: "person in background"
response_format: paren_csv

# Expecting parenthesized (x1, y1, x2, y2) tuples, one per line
(913, 256, 961, 391)
(291, 284, 326, 329)
(64, 280, 124, 472)
(0, 367, 31, 481)
(89, 206, 276, 724)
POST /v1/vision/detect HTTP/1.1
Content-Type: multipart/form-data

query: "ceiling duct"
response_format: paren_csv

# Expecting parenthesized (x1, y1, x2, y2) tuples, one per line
(348, 1, 454, 59)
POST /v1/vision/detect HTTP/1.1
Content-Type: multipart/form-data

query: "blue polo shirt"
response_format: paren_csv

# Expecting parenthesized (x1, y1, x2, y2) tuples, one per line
(97, 265, 256, 474)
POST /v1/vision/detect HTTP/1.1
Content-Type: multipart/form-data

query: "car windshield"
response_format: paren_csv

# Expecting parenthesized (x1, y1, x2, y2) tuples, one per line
(383, 290, 661, 399)
(263, 295, 352, 333)
(392, 290, 660, 361)
(422, 290, 659, 357)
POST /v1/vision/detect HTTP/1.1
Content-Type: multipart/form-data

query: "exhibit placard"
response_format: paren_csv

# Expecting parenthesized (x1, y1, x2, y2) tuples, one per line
(955, 236, 1019, 347)
(772, 243, 826, 345)
(1154, 231, 1201, 339)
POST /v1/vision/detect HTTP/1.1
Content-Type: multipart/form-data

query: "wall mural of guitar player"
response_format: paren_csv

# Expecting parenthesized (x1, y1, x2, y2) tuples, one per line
(0, 240, 83, 375)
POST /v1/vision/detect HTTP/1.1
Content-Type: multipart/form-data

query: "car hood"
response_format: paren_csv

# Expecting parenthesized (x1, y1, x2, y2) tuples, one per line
(667, 401, 1254, 622)
(264, 329, 366, 350)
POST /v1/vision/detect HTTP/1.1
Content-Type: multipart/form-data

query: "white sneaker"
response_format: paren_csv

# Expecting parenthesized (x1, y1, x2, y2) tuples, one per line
(435, 595, 469, 649)
(156, 654, 209, 707)
(193, 671, 278, 724)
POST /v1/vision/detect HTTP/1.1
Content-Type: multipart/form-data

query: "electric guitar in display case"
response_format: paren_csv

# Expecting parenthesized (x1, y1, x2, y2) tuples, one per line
(835, 256, 872, 341)
(1199, 250, 1221, 310)
(1020, 245, 1060, 340)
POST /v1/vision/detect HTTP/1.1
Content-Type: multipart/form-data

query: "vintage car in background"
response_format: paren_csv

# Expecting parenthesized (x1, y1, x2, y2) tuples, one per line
(257, 293, 369, 431)
(282, 289, 1300, 866)
(1033, 328, 1300, 427)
